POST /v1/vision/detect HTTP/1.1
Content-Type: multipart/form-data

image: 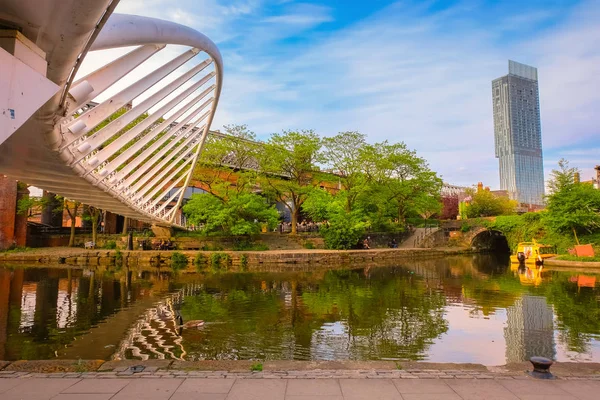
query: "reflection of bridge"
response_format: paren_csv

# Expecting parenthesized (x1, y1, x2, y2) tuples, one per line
(0, 1, 222, 226)
(112, 283, 205, 361)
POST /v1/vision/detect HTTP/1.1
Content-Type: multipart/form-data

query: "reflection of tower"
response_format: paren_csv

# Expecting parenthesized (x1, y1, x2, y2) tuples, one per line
(504, 295, 555, 362)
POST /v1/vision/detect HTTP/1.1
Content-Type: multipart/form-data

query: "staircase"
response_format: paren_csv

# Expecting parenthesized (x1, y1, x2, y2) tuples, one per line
(399, 227, 440, 248)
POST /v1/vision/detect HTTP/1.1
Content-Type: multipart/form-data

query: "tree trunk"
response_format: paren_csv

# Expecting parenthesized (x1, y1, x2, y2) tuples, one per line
(91, 208, 100, 244)
(122, 217, 129, 235)
(572, 227, 580, 246)
(291, 208, 298, 235)
(92, 217, 98, 244)
(69, 217, 76, 247)
(66, 202, 79, 247)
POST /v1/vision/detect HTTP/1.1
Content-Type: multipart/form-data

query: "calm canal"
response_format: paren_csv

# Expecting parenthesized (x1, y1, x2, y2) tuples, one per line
(0, 255, 599, 365)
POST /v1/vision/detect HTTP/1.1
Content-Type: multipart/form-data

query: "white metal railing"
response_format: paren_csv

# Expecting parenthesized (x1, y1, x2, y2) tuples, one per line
(56, 13, 222, 225)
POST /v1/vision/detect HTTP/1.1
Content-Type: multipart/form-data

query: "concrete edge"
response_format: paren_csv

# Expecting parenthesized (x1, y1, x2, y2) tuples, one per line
(0, 360, 598, 377)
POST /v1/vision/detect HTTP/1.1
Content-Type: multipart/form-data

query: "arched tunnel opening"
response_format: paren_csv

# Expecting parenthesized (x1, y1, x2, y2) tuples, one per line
(471, 230, 510, 254)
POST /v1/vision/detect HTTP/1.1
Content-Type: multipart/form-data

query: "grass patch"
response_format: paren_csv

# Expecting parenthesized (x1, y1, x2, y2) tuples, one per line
(555, 255, 600, 262)
(250, 362, 263, 372)
(1, 246, 31, 254)
(395, 361, 403, 370)
(303, 241, 315, 249)
(104, 240, 117, 249)
(232, 241, 269, 251)
(200, 244, 224, 251)
(73, 359, 90, 373)
(171, 251, 189, 271)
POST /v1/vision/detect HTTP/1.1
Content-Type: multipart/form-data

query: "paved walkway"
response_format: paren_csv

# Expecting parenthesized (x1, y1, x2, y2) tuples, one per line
(0, 375, 598, 399)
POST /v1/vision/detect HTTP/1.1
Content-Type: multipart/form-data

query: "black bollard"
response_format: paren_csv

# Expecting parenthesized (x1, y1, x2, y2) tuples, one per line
(528, 356, 554, 379)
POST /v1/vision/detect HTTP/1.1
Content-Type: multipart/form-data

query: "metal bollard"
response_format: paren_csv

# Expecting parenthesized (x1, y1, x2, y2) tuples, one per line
(528, 356, 554, 379)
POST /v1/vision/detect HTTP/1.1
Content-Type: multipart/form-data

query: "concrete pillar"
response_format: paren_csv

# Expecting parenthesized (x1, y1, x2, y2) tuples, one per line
(0, 175, 17, 249)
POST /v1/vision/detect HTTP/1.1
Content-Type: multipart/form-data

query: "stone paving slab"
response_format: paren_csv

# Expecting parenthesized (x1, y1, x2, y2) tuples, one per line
(0, 376, 599, 399)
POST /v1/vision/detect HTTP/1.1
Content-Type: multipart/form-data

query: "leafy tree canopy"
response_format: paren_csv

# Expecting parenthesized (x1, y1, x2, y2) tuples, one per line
(183, 192, 279, 235)
(464, 189, 516, 218)
(258, 130, 323, 234)
(303, 190, 369, 249)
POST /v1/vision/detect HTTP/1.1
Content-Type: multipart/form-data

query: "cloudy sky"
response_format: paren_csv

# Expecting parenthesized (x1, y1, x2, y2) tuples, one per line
(113, 0, 600, 189)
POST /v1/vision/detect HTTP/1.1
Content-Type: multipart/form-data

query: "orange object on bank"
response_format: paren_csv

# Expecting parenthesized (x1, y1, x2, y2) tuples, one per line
(575, 244, 595, 257)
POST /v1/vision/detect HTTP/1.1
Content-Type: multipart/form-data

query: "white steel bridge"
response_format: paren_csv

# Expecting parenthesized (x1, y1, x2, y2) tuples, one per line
(0, 0, 222, 227)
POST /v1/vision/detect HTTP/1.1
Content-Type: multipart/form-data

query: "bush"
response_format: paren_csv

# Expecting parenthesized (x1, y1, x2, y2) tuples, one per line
(210, 253, 223, 271)
(114, 249, 123, 268)
(240, 254, 248, 271)
(104, 240, 117, 249)
(320, 215, 367, 249)
(171, 252, 188, 271)
(194, 253, 207, 272)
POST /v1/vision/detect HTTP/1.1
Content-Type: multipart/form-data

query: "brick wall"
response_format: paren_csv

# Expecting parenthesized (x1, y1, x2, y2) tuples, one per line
(0, 176, 17, 249)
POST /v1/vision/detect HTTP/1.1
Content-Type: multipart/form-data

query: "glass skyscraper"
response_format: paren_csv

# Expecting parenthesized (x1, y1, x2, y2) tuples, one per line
(492, 60, 545, 205)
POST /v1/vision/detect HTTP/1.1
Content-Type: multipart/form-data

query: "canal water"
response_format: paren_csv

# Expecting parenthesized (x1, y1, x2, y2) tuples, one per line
(0, 255, 599, 365)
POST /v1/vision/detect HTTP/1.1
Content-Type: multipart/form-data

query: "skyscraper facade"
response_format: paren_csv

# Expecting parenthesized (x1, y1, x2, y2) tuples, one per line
(492, 60, 545, 205)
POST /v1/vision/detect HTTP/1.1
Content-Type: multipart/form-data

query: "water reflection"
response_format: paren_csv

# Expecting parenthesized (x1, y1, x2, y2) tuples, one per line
(0, 255, 599, 365)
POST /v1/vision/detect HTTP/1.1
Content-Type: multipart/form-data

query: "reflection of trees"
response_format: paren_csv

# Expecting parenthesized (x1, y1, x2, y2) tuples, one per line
(180, 268, 448, 361)
(301, 269, 448, 360)
(180, 278, 291, 360)
(542, 275, 600, 353)
(2, 267, 160, 360)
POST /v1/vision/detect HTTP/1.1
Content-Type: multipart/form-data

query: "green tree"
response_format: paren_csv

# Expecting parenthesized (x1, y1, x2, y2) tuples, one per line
(185, 125, 278, 235)
(82, 205, 102, 245)
(547, 158, 578, 194)
(321, 131, 368, 212)
(544, 182, 600, 242)
(258, 130, 323, 234)
(194, 124, 261, 200)
(183, 192, 279, 235)
(465, 189, 516, 218)
(64, 200, 81, 247)
(18, 193, 83, 246)
(543, 159, 600, 244)
(364, 142, 442, 227)
(303, 189, 369, 249)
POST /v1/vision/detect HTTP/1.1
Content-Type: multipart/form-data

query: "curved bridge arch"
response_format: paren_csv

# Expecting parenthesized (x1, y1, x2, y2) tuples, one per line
(469, 228, 510, 253)
(0, 2, 222, 227)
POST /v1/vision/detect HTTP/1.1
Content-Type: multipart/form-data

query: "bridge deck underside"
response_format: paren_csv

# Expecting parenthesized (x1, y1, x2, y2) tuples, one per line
(0, 118, 158, 223)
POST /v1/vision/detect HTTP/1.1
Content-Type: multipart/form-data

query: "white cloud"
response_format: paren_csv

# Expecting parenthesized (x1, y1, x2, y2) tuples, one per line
(85, 0, 598, 190)
(211, 0, 599, 189)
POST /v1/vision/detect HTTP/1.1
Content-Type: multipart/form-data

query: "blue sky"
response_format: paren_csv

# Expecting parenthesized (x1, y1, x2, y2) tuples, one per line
(114, 0, 600, 189)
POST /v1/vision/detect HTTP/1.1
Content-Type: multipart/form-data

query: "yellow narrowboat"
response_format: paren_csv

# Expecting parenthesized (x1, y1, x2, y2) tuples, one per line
(510, 240, 557, 265)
